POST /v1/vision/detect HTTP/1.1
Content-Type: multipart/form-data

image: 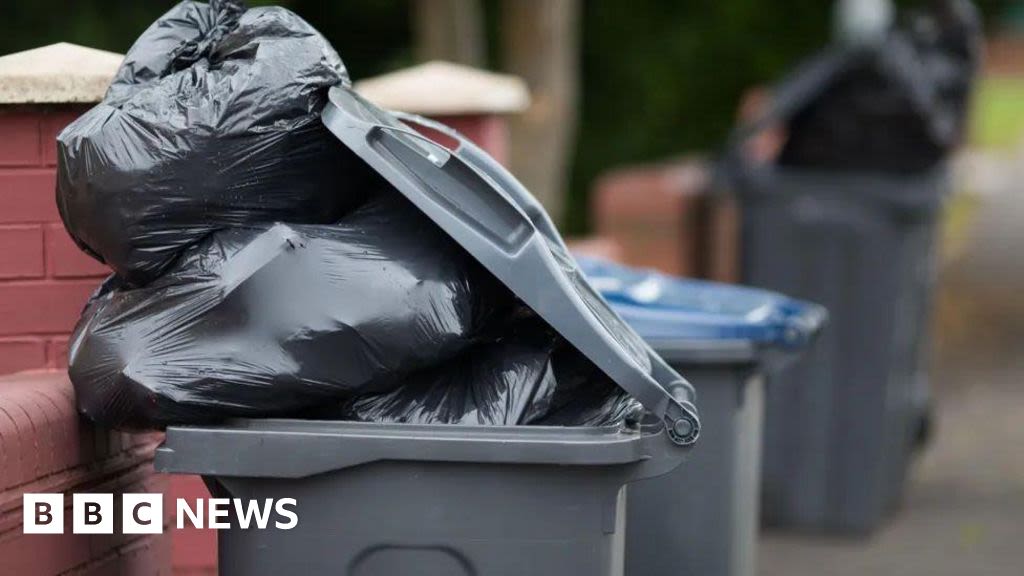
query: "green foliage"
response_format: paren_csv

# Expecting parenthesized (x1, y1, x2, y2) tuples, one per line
(249, 0, 413, 78)
(1, 1, 166, 56)
(567, 0, 834, 232)
(0, 1, 412, 80)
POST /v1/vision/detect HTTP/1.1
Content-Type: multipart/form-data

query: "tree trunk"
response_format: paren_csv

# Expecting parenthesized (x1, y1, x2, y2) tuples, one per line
(501, 0, 580, 225)
(412, 0, 485, 67)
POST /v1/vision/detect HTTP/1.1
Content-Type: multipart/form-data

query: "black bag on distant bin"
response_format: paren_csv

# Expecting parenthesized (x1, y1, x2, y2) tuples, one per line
(56, 0, 375, 285)
(779, 0, 981, 173)
(338, 318, 643, 427)
(68, 192, 508, 430)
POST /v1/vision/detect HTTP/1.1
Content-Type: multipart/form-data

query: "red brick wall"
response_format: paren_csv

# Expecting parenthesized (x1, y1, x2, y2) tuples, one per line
(0, 104, 183, 574)
(439, 114, 509, 165)
(0, 105, 109, 376)
(591, 158, 739, 281)
(0, 371, 170, 575)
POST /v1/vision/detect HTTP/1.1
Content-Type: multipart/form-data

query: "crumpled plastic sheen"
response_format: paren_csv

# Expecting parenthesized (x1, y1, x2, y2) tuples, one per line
(68, 192, 507, 429)
(337, 318, 644, 427)
(63, 0, 651, 433)
(56, 0, 376, 285)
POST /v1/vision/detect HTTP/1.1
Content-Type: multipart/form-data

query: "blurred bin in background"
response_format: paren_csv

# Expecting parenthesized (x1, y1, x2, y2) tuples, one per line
(578, 256, 825, 576)
(733, 162, 948, 535)
(721, 0, 980, 531)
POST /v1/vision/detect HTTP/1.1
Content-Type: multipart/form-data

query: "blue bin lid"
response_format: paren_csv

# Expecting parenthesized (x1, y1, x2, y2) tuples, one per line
(576, 256, 827, 359)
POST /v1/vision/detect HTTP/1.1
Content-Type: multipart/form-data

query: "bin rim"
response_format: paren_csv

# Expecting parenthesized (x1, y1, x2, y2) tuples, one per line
(321, 86, 698, 446)
(154, 418, 685, 481)
(648, 338, 762, 366)
(734, 162, 951, 214)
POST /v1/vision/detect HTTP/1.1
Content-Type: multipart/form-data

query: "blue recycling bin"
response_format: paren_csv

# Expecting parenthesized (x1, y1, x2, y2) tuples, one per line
(578, 257, 826, 576)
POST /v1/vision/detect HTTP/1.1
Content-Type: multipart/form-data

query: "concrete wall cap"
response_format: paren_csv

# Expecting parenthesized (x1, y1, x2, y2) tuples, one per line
(355, 60, 530, 116)
(0, 42, 123, 104)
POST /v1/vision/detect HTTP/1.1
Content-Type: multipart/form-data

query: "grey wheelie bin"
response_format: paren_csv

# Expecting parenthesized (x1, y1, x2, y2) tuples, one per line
(154, 86, 701, 576)
(720, 13, 977, 532)
(579, 257, 825, 576)
(736, 166, 946, 535)
(158, 420, 686, 576)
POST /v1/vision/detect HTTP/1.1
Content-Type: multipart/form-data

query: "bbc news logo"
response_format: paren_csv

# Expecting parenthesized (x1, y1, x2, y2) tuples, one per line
(23, 493, 298, 534)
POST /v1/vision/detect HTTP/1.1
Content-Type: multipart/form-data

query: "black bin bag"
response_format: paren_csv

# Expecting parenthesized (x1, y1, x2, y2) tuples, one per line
(337, 317, 644, 427)
(68, 192, 507, 429)
(56, 0, 375, 285)
(778, 0, 981, 173)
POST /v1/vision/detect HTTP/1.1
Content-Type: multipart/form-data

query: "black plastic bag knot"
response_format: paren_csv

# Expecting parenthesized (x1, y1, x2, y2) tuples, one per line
(167, 0, 246, 73)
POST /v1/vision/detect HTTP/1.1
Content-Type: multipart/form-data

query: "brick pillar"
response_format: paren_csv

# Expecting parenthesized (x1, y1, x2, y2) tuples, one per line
(0, 105, 110, 374)
(418, 113, 511, 165)
(354, 60, 531, 164)
(0, 42, 119, 376)
(591, 158, 740, 282)
(0, 43, 174, 576)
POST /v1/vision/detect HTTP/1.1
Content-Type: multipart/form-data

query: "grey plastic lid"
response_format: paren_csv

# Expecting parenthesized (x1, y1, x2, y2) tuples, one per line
(321, 86, 699, 446)
(154, 418, 684, 479)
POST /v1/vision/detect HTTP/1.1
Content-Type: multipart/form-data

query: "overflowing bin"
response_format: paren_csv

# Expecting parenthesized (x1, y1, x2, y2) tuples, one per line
(721, 0, 979, 533)
(154, 86, 700, 576)
(578, 257, 825, 576)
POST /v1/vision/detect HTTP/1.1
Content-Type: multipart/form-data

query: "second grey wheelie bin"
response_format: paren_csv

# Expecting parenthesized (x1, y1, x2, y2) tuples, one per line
(736, 164, 946, 535)
(155, 86, 701, 576)
(720, 2, 979, 532)
(579, 257, 825, 576)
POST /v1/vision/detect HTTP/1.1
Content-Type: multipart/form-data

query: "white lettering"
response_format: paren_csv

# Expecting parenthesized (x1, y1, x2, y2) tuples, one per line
(274, 498, 298, 530)
(208, 498, 231, 529)
(233, 498, 273, 529)
(177, 498, 203, 529)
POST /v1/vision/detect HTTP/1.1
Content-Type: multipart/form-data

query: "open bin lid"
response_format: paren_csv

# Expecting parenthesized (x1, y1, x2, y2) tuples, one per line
(576, 256, 827, 366)
(321, 86, 698, 446)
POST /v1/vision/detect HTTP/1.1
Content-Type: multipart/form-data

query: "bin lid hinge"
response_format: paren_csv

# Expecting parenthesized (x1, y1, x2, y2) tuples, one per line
(664, 399, 700, 446)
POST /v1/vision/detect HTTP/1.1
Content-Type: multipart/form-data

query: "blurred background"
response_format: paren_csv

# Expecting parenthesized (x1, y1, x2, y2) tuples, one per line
(0, 0, 1013, 234)
(2, 1, 1022, 574)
